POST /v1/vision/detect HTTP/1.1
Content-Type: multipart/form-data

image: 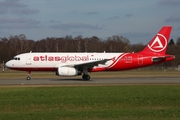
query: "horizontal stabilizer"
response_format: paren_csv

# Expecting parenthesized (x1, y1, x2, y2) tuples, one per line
(152, 55, 175, 63)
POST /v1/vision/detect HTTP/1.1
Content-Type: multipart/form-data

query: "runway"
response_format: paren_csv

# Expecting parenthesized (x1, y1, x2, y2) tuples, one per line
(0, 77, 180, 85)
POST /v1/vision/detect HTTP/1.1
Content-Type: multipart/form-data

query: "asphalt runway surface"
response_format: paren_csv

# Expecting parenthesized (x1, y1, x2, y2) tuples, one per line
(0, 77, 180, 85)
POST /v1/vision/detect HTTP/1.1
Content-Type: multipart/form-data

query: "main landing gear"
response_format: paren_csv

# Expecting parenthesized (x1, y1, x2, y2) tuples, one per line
(82, 74, 90, 81)
(82, 69, 90, 80)
(27, 71, 31, 80)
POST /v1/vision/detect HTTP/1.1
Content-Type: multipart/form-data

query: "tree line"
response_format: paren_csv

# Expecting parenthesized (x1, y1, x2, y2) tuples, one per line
(0, 34, 180, 69)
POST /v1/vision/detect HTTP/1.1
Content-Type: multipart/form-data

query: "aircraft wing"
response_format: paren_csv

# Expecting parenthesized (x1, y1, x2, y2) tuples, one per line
(63, 59, 111, 69)
(152, 55, 175, 63)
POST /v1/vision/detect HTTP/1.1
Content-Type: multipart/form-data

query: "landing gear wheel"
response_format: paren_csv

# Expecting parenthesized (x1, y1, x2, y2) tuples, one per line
(82, 74, 90, 81)
(27, 76, 31, 80)
(27, 71, 31, 80)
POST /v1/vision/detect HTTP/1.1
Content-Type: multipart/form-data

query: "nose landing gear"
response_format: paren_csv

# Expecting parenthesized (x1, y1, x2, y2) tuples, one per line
(27, 71, 31, 80)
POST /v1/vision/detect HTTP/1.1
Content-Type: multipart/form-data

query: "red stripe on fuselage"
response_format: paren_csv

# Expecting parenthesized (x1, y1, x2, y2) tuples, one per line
(107, 53, 128, 69)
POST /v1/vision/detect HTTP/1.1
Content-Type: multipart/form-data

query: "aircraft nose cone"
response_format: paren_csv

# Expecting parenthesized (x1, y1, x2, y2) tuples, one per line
(5, 61, 11, 68)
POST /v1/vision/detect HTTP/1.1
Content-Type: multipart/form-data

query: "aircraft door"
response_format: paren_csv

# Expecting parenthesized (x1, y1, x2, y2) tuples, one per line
(26, 54, 31, 65)
(138, 54, 143, 65)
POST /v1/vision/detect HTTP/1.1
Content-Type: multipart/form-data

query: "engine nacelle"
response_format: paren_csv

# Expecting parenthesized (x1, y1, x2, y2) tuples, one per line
(56, 67, 80, 76)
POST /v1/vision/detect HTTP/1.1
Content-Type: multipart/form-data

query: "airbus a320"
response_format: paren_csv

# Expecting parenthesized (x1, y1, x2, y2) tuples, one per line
(6, 26, 175, 80)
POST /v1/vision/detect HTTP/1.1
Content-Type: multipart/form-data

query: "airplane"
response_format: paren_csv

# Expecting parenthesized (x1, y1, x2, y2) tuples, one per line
(5, 26, 175, 80)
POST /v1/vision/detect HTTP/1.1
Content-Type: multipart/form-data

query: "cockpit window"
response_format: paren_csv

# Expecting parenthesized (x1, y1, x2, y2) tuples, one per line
(12, 57, 20, 60)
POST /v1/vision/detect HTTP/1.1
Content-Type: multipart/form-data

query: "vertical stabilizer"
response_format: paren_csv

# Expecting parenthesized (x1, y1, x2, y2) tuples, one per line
(140, 26, 172, 54)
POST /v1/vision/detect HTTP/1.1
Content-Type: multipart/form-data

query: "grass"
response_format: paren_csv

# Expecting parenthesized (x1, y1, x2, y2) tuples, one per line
(0, 85, 180, 120)
(0, 70, 180, 119)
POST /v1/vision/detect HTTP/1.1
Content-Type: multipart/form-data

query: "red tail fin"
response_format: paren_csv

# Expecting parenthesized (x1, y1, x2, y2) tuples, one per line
(140, 26, 172, 54)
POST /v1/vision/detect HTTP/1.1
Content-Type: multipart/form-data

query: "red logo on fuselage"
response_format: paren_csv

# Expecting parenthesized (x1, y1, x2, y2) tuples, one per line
(33, 55, 89, 63)
(148, 34, 167, 52)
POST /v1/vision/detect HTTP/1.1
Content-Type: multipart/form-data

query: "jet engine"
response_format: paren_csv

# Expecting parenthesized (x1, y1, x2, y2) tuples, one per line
(56, 67, 81, 76)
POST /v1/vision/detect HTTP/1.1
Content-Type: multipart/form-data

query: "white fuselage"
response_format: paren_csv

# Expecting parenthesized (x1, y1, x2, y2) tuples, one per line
(6, 52, 125, 71)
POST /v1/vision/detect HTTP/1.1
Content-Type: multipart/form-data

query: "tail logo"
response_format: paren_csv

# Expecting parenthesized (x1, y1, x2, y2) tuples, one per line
(148, 34, 167, 52)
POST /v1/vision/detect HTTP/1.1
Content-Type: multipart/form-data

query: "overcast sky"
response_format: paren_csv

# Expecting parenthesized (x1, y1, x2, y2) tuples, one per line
(0, 0, 180, 44)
